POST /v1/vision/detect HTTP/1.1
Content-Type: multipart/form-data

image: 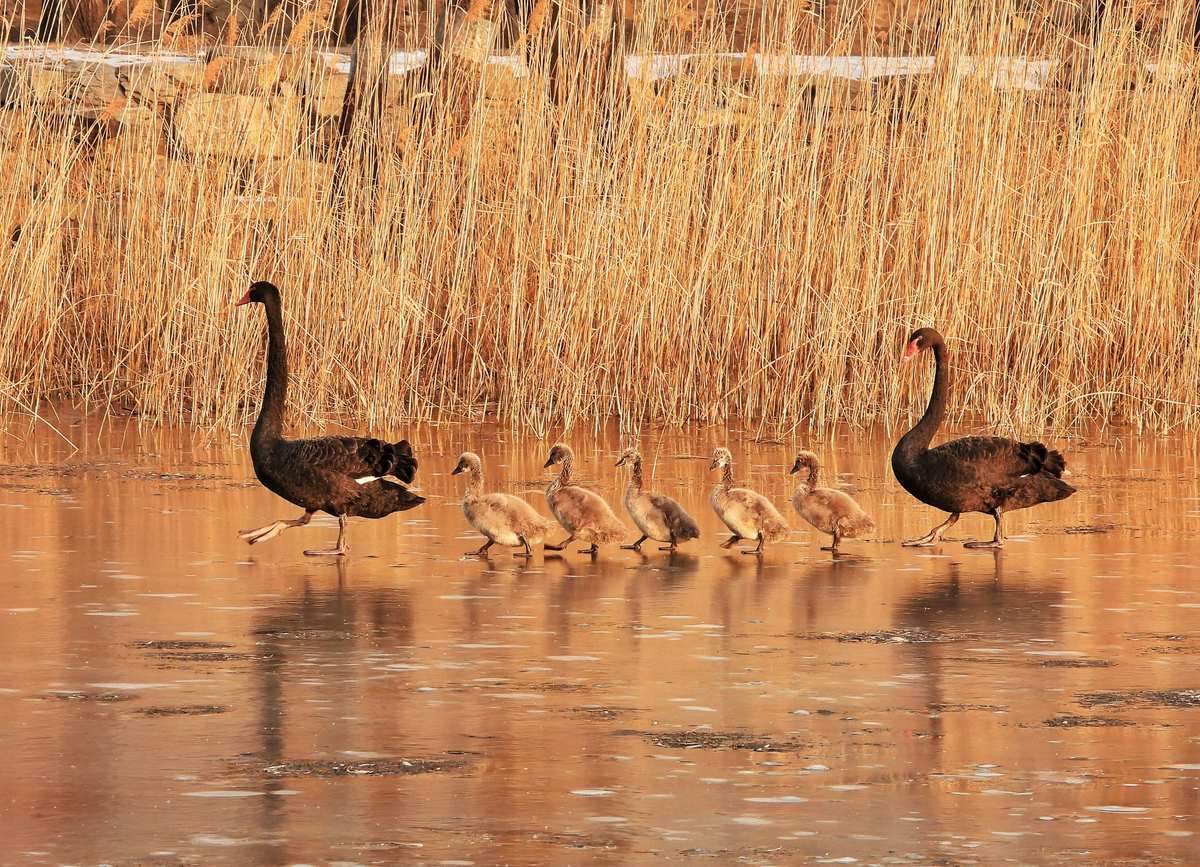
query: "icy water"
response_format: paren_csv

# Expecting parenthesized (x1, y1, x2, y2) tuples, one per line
(2, 415, 1199, 865)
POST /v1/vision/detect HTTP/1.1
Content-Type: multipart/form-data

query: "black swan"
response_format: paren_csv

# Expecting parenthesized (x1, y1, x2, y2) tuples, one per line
(235, 281, 424, 556)
(891, 327, 1076, 548)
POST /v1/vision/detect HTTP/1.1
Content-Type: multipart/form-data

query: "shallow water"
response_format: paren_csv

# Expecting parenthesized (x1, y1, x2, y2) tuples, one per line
(1, 414, 1199, 865)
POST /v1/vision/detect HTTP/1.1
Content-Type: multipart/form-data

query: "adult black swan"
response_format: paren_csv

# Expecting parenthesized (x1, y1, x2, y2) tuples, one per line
(892, 327, 1075, 549)
(235, 280, 424, 556)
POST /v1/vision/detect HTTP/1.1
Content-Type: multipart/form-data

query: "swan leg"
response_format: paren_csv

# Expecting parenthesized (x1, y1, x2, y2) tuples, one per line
(305, 516, 348, 557)
(514, 536, 533, 559)
(720, 534, 742, 549)
(466, 539, 494, 557)
(741, 534, 765, 556)
(545, 534, 575, 551)
(240, 510, 313, 545)
(902, 513, 959, 547)
(621, 534, 648, 551)
(578, 543, 599, 555)
(821, 530, 841, 553)
(965, 511, 1005, 549)
(658, 535, 677, 552)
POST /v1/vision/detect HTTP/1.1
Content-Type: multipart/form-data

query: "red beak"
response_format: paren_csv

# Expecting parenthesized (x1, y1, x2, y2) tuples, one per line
(901, 339, 921, 362)
(235, 291, 252, 306)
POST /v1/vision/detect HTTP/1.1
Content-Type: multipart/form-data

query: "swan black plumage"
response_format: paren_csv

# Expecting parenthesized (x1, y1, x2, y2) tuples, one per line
(236, 280, 424, 556)
(891, 327, 1076, 549)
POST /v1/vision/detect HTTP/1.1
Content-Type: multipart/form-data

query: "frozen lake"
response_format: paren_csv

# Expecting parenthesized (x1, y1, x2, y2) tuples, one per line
(1, 415, 1198, 864)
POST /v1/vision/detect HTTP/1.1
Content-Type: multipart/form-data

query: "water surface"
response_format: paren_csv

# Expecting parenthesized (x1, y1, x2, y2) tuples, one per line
(1, 416, 1198, 865)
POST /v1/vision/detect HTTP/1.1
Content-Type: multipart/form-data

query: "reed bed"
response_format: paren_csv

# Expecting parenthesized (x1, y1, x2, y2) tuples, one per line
(0, 0, 1198, 435)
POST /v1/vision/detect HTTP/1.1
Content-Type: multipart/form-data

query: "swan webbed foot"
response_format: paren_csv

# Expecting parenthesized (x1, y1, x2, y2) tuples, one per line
(304, 546, 347, 557)
(965, 512, 1006, 549)
(513, 536, 533, 558)
(304, 515, 346, 556)
(820, 532, 842, 553)
(720, 535, 741, 549)
(465, 539, 495, 557)
(240, 521, 286, 545)
(578, 544, 599, 555)
(903, 513, 960, 548)
(621, 534, 647, 551)
(658, 544, 677, 552)
(239, 510, 314, 545)
(740, 535, 765, 556)
(545, 534, 574, 551)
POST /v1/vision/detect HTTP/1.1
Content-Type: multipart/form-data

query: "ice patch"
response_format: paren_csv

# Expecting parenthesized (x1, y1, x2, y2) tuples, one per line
(1086, 805, 1150, 813)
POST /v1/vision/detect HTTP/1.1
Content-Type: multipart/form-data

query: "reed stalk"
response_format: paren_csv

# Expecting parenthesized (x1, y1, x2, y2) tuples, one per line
(0, 0, 1197, 435)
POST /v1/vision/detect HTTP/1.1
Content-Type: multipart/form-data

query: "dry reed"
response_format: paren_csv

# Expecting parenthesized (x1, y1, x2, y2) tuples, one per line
(0, 0, 1198, 436)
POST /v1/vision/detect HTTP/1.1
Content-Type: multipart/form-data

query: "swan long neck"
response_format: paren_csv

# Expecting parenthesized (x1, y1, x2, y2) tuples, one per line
(253, 294, 287, 445)
(464, 465, 483, 498)
(898, 341, 947, 456)
(548, 452, 573, 494)
(629, 457, 643, 491)
(720, 462, 734, 488)
(803, 462, 819, 487)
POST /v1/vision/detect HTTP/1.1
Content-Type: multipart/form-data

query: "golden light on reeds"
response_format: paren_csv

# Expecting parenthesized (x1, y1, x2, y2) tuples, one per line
(162, 12, 198, 46)
(202, 55, 228, 90)
(0, 0, 1198, 434)
(524, 0, 551, 40)
(257, 3, 285, 39)
(124, 0, 155, 28)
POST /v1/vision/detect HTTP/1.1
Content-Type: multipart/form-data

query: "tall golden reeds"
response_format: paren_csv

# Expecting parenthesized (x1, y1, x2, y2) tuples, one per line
(0, 0, 1198, 435)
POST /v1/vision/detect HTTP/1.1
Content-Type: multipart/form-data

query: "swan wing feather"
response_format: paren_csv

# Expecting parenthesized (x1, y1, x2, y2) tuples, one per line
(927, 436, 1066, 479)
(726, 487, 789, 538)
(645, 492, 701, 540)
(285, 437, 418, 483)
(479, 493, 554, 537)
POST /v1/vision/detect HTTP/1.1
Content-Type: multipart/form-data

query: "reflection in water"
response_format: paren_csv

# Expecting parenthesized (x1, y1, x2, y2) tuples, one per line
(896, 557, 1065, 637)
(1, 415, 1199, 864)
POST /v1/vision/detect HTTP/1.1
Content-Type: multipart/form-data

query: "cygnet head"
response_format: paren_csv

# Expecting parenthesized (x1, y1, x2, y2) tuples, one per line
(789, 450, 819, 476)
(451, 452, 482, 475)
(543, 443, 574, 469)
(615, 447, 642, 468)
(709, 447, 733, 471)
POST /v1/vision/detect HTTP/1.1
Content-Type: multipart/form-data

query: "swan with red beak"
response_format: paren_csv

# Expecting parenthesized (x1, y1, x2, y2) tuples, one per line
(891, 327, 1075, 548)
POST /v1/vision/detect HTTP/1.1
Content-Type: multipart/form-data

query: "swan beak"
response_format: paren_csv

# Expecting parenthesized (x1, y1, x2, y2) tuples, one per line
(788, 462, 800, 475)
(235, 291, 252, 306)
(615, 457, 626, 467)
(902, 339, 921, 362)
(708, 459, 719, 470)
(543, 458, 555, 468)
(451, 465, 464, 475)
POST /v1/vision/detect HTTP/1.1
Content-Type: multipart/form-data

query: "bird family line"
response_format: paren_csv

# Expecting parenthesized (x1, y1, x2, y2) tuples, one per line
(235, 281, 1077, 557)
